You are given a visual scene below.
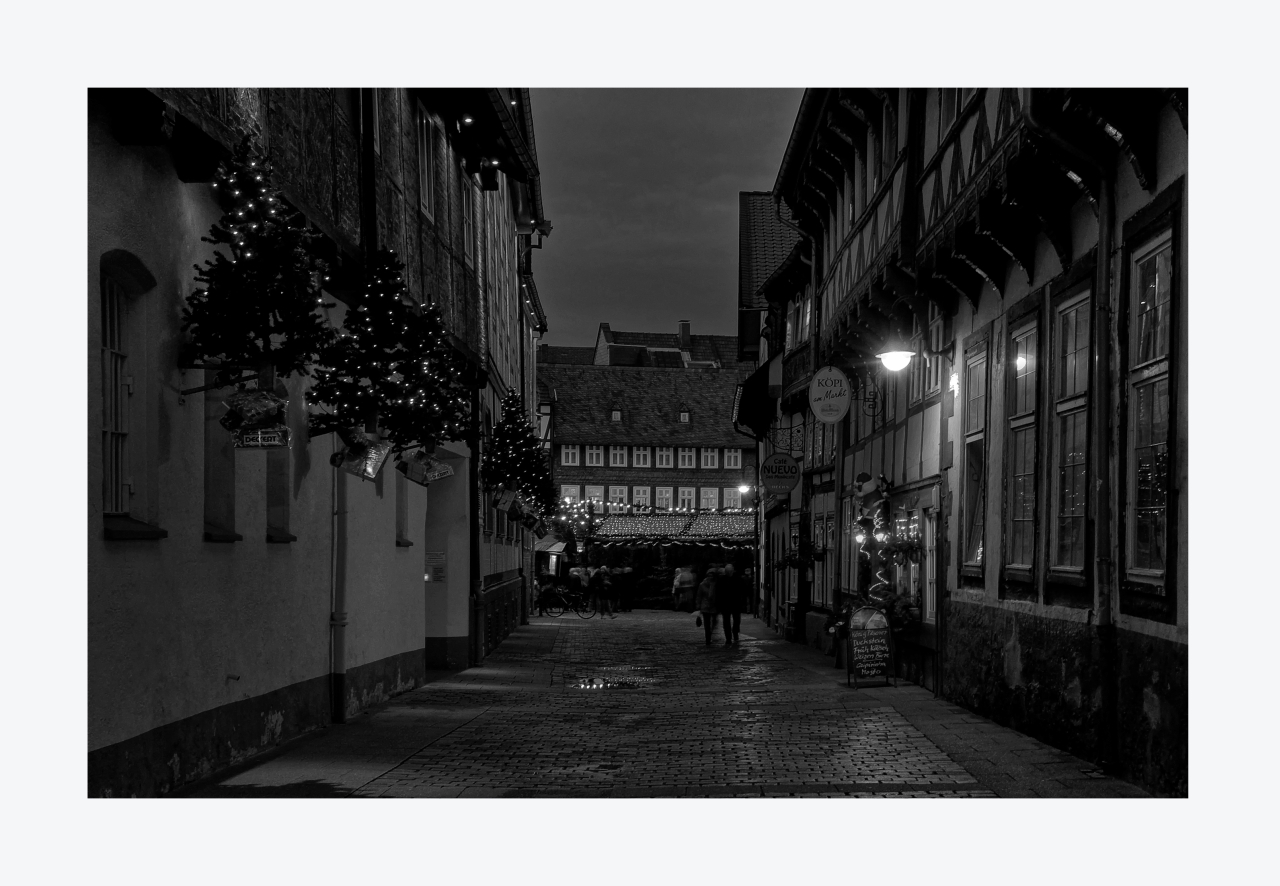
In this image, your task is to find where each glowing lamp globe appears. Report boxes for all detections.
[877,335,914,372]
[738,485,750,494]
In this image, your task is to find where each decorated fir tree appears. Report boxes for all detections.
[183,135,331,385]
[309,249,472,449]
[481,390,553,515]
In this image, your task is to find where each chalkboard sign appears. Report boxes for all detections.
[846,607,894,687]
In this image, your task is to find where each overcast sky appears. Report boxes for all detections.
[529,88,804,348]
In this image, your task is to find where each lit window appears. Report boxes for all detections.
[633,486,650,507]
[608,486,627,512]
[585,485,604,503]
[701,488,718,510]
[561,485,579,503]
[655,487,673,509]
[1007,323,1038,569]
[962,351,988,566]
[1052,293,1091,569]
[678,487,696,509]
[723,487,741,509]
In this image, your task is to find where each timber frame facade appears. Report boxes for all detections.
[89,88,549,796]
[740,88,1187,796]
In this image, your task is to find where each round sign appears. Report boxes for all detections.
[759,453,801,495]
[808,365,851,424]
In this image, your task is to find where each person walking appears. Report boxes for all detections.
[590,566,615,618]
[674,566,696,612]
[536,571,555,617]
[696,567,719,646]
[720,563,744,645]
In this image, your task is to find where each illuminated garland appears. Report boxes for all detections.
[183,135,332,385]
[482,391,556,518]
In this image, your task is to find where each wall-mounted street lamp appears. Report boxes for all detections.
[875,334,915,372]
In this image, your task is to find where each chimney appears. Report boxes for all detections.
[678,320,691,349]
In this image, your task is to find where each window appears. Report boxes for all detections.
[909,314,925,404]
[370,88,381,154]
[609,445,627,467]
[924,511,938,621]
[633,486,650,508]
[610,409,621,422]
[678,487,696,509]
[656,446,673,468]
[701,448,719,469]
[1051,293,1091,569]
[101,275,129,515]
[633,446,650,468]
[926,303,944,395]
[1007,323,1038,568]
[679,410,690,423]
[1126,232,1173,585]
[678,447,696,469]
[724,448,741,469]
[723,487,741,509]
[416,103,437,219]
[962,351,988,566]
[940,88,959,134]
[882,100,897,178]
[561,485,580,503]
[462,180,476,266]
[560,444,579,466]
[586,445,604,466]
[655,487,673,509]
[608,486,627,513]
[701,488,718,510]
[585,485,604,503]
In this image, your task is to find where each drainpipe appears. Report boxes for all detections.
[1025,91,1118,772]
[330,439,349,723]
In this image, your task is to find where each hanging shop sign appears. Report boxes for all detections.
[846,606,894,688]
[233,426,291,449]
[760,453,801,495]
[331,438,393,480]
[224,390,292,449]
[808,365,851,424]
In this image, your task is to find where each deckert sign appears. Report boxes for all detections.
[760,453,801,495]
[808,365,851,424]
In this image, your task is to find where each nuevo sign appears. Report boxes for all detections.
[760,453,800,495]
[808,365,851,424]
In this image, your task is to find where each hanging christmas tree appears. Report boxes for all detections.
[308,249,472,450]
[481,390,554,517]
[183,135,332,385]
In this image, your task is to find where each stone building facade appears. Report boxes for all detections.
[88,87,549,796]
[739,88,1187,795]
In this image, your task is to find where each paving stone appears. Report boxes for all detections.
[187,611,1149,799]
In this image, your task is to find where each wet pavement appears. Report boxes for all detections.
[187,611,1149,798]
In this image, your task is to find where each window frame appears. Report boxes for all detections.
[655,487,673,510]
[462,178,476,267]
[560,444,579,466]
[1049,289,1092,575]
[608,486,628,513]
[1005,318,1040,573]
[724,447,741,469]
[561,485,580,504]
[678,447,696,469]
[655,446,673,468]
[416,102,437,220]
[585,445,604,467]
[701,448,719,469]
[960,345,989,571]
[700,488,719,510]
[633,486,651,508]
[723,487,742,509]
[584,485,604,503]
[677,487,696,509]
[609,445,627,467]
[1124,229,1175,590]
[101,274,130,516]
[633,446,651,468]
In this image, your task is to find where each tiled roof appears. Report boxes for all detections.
[739,191,800,311]
[538,344,596,365]
[539,363,752,448]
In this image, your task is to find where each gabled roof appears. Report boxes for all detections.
[539,364,752,447]
[739,191,801,311]
[538,344,596,365]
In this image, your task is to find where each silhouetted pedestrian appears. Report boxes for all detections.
[720,563,744,645]
[696,568,719,646]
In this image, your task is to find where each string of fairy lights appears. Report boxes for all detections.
[482,391,556,519]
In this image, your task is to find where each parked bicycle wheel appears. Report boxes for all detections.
[575,597,597,619]
[541,592,565,618]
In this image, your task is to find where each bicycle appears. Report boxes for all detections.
[535,585,596,619]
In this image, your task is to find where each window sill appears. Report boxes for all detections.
[267,530,298,544]
[960,563,983,579]
[1004,565,1033,584]
[1047,567,1086,588]
[104,514,168,541]
[203,524,243,543]
[396,537,414,548]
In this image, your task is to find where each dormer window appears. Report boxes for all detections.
[679,410,690,423]
[611,409,621,422]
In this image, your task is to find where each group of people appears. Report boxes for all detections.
[538,565,628,618]
[674,564,749,646]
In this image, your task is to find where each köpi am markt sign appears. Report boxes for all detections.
[809,365,851,424]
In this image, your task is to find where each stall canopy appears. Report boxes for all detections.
[535,536,566,554]
[591,512,756,546]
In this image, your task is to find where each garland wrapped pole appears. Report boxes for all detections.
[182,135,332,386]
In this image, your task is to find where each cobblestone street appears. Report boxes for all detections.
[189,611,1148,798]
